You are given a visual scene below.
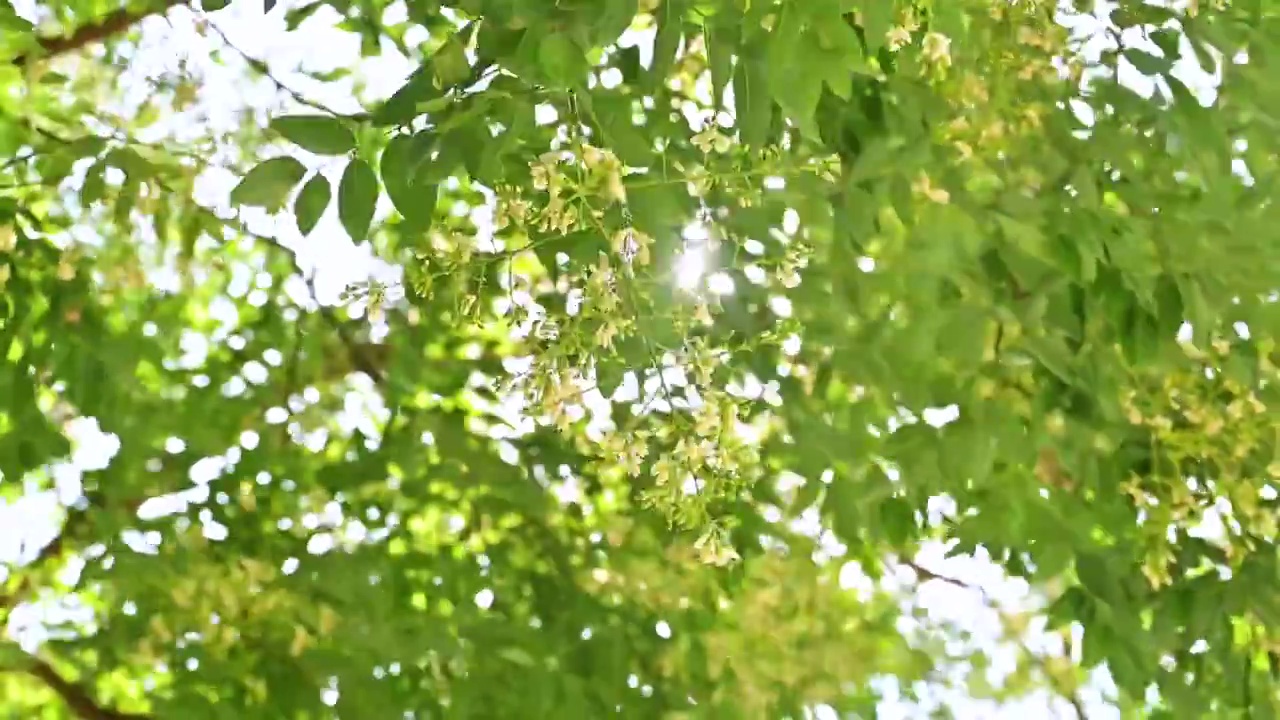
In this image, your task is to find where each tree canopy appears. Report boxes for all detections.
[2,0,1280,717]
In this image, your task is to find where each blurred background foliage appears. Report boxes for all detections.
[2,0,1280,718]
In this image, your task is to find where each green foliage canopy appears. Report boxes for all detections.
[3,0,1280,717]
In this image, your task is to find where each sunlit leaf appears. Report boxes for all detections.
[269,114,357,155]
[230,156,307,210]
[337,157,378,241]
[294,173,331,236]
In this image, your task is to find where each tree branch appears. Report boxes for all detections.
[27,117,384,382]
[25,657,152,720]
[202,17,345,116]
[901,559,994,603]
[14,0,190,68]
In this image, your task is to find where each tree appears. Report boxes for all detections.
[1,0,1279,716]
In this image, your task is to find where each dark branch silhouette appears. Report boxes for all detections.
[25,658,153,720]
[13,0,189,67]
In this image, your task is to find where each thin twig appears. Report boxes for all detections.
[0,509,145,720]
[0,148,38,175]
[13,0,189,68]
[202,18,347,117]
[1060,634,1090,719]
[27,121,381,385]
[1065,691,1088,720]
[902,559,992,601]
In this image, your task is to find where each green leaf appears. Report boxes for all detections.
[733,50,772,147]
[475,20,528,68]
[433,36,472,89]
[1123,48,1172,76]
[538,34,586,87]
[284,1,324,29]
[1046,586,1091,629]
[858,0,897,55]
[766,10,822,138]
[706,22,735,110]
[380,133,437,233]
[293,174,331,236]
[1075,553,1119,602]
[1021,333,1076,383]
[593,0,638,47]
[81,161,107,206]
[338,158,378,241]
[591,94,652,165]
[372,66,444,127]
[17,2,1280,714]
[878,497,917,547]
[823,475,862,544]
[497,647,537,667]
[380,134,418,196]
[595,355,630,397]
[269,115,356,155]
[104,146,153,180]
[231,156,308,211]
[649,0,683,88]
